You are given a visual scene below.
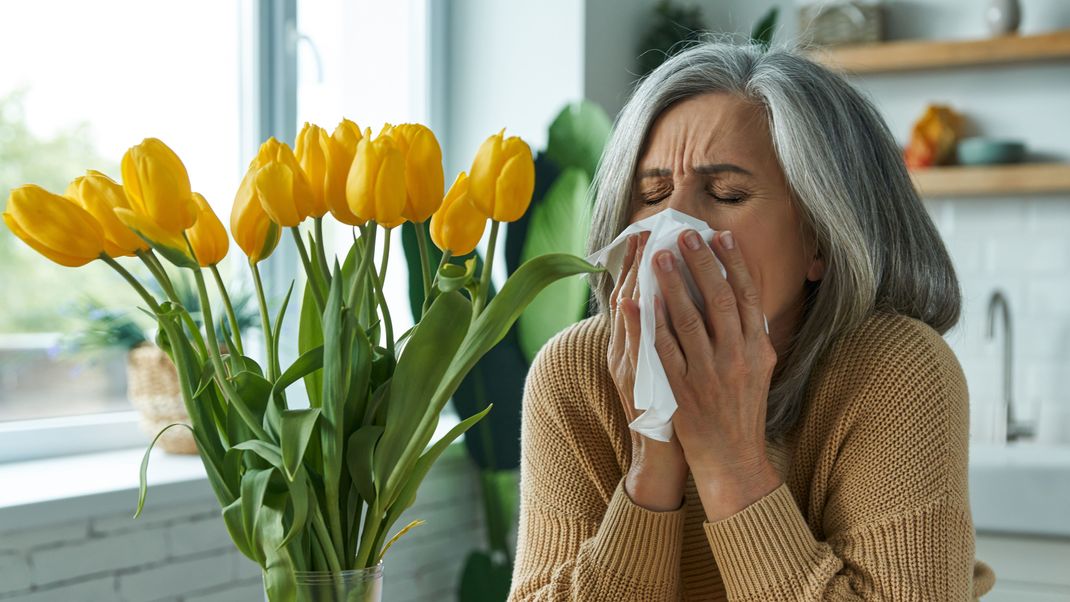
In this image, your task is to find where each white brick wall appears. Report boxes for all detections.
[0,443,487,602]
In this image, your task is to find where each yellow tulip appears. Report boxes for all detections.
[65,170,148,257]
[186,193,229,266]
[430,172,487,256]
[468,128,535,222]
[113,207,195,267]
[294,122,331,218]
[254,137,314,227]
[3,185,106,267]
[120,137,197,236]
[231,156,281,264]
[346,131,406,229]
[325,118,367,225]
[382,123,444,223]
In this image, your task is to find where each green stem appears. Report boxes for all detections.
[422,250,452,317]
[472,220,500,318]
[136,250,207,359]
[102,255,161,313]
[209,264,244,356]
[346,222,377,311]
[184,238,271,441]
[377,226,391,285]
[354,501,383,568]
[250,260,277,382]
[314,217,331,287]
[413,222,432,318]
[311,505,343,574]
[368,257,394,358]
[291,226,325,312]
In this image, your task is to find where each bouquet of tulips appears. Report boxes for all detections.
[2,119,603,601]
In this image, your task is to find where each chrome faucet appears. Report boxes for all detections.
[985,290,1033,442]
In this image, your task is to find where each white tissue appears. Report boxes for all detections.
[585,208,767,443]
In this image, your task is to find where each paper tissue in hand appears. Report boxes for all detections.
[585,208,755,443]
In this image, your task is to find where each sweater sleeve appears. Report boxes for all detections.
[507,324,686,601]
[700,318,988,601]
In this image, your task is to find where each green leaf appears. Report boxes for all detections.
[271,280,295,383]
[258,495,297,602]
[222,498,257,562]
[374,290,471,505]
[298,280,325,409]
[382,253,603,507]
[460,549,513,602]
[279,408,320,481]
[516,167,593,363]
[134,422,194,518]
[545,100,612,178]
[347,424,385,503]
[381,403,492,543]
[232,439,285,471]
[436,257,477,293]
[240,468,273,566]
[271,346,324,405]
[751,6,778,47]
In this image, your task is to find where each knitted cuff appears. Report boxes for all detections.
[588,475,686,584]
[703,481,832,599]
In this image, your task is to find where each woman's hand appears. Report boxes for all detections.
[650,228,782,520]
[607,231,688,512]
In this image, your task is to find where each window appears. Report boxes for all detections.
[0,1,249,459]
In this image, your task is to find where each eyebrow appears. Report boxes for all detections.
[636,163,753,178]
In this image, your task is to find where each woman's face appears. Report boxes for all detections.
[629,92,824,348]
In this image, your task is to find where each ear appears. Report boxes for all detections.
[806,249,825,282]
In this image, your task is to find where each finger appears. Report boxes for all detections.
[677,228,743,347]
[652,293,685,378]
[708,230,765,340]
[621,297,640,375]
[622,232,645,302]
[609,233,637,312]
[652,247,711,365]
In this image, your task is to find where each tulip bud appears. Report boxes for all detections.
[120,138,197,236]
[468,128,535,222]
[294,122,331,218]
[254,137,314,227]
[430,172,487,256]
[65,170,148,257]
[231,156,282,264]
[186,193,228,266]
[325,119,367,225]
[3,184,106,267]
[346,131,406,229]
[383,123,444,223]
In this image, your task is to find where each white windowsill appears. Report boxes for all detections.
[0,411,465,532]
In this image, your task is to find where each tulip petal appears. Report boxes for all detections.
[494,146,535,222]
[255,162,302,227]
[5,185,105,260]
[374,141,407,229]
[467,131,506,217]
[186,192,229,266]
[346,137,379,222]
[114,207,196,268]
[3,212,96,267]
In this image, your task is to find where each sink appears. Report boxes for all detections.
[969,442,1070,536]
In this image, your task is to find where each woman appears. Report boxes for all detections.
[507,40,997,601]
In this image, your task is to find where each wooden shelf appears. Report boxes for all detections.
[910,163,1070,197]
[809,29,1070,74]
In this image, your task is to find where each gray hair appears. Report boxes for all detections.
[585,38,961,441]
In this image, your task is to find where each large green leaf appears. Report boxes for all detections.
[373,289,471,506]
[280,408,320,481]
[134,422,193,518]
[545,99,612,178]
[347,424,385,503]
[382,253,603,507]
[258,495,297,602]
[241,468,273,566]
[516,167,593,363]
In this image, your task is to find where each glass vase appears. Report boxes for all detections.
[286,560,384,602]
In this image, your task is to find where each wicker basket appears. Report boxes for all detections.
[800,1,883,47]
[126,343,198,455]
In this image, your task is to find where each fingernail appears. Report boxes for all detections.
[721,230,735,250]
[657,251,674,272]
[684,229,701,250]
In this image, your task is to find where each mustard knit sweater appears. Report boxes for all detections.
[507,310,997,601]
